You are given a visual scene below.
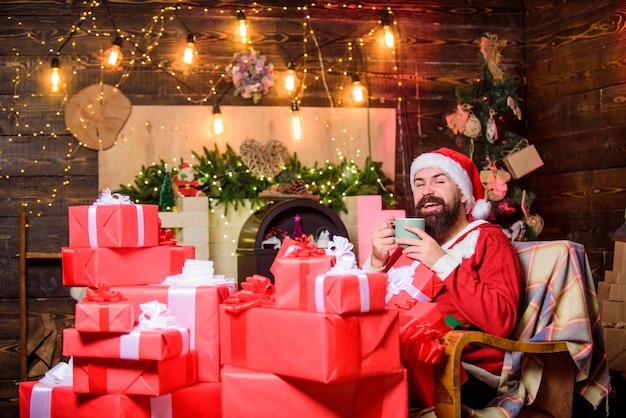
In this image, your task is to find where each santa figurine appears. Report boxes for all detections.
[174,162,207,197]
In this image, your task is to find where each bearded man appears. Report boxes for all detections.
[363,147,523,410]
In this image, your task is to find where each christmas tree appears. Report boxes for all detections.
[159,171,176,211]
[444,33,543,241]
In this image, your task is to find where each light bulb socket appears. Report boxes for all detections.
[51,57,60,69]
[112,36,123,47]
[351,73,361,83]
[291,101,300,112]
[287,61,295,70]
[381,10,393,26]
[187,33,196,43]
[237,11,246,21]
[212,103,221,115]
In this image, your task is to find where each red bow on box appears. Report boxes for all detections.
[286,235,326,257]
[84,284,128,303]
[222,274,276,313]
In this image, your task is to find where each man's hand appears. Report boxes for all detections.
[370,217,398,269]
[396,226,446,268]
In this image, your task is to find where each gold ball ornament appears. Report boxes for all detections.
[463,114,482,139]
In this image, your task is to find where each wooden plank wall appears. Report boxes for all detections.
[2,0,618,414]
[524,0,626,281]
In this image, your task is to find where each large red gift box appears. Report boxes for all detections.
[385,254,445,307]
[221,365,408,418]
[110,284,231,382]
[395,302,450,408]
[74,291,134,333]
[63,327,189,361]
[72,350,197,395]
[309,271,387,314]
[220,305,402,383]
[62,245,195,287]
[68,203,160,248]
[19,381,221,418]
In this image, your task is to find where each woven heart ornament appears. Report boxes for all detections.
[239,139,289,178]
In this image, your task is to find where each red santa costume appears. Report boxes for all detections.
[364,148,523,384]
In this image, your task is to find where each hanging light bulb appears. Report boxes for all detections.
[212,103,224,136]
[182,34,196,65]
[237,11,248,44]
[50,58,60,93]
[350,73,367,105]
[103,36,124,68]
[381,11,395,49]
[290,100,302,142]
[284,62,297,94]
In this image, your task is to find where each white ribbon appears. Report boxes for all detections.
[30,360,73,418]
[93,188,133,206]
[119,327,189,361]
[314,270,371,313]
[136,300,181,330]
[385,263,432,304]
[167,287,198,349]
[325,236,358,270]
[163,260,237,294]
[87,188,144,248]
[150,393,173,418]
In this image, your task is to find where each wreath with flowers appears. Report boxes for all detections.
[225,50,275,104]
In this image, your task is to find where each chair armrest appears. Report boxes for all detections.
[433,330,570,418]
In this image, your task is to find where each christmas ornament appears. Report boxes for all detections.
[486,109,498,143]
[174,162,207,197]
[292,214,303,239]
[240,139,289,178]
[225,50,275,104]
[463,113,482,139]
[480,32,507,83]
[480,168,511,202]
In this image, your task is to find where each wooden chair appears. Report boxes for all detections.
[432,240,610,418]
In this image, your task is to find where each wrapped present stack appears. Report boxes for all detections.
[20,189,450,417]
[599,237,626,371]
[20,189,233,417]
[219,235,409,417]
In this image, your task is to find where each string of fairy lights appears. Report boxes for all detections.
[0,1,408,218]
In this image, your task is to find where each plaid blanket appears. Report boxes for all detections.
[465,240,610,417]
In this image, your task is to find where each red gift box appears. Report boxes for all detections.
[19,381,221,418]
[270,237,336,310]
[220,305,402,383]
[309,271,387,314]
[72,350,197,395]
[110,284,231,382]
[63,327,189,361]
[385,254,445,307]
[221,365,407,418]
[62,245,195,287]
[395,302,450,408]
[68,203,160,248]
[74,300,134,334]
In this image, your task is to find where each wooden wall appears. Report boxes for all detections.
[2,0,623,415]
[524,0,626,281]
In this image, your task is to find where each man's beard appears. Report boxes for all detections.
[415,192,463,238]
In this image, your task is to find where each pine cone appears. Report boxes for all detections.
[286,179,307,194]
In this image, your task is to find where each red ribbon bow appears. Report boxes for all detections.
[84,284,127,303]
[289,235,326,257]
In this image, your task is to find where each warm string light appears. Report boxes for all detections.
[381,10,395,49]
[3,2,399,216]
[211,103,225,136]
[237,11,248,44]
[50,58,61,92]
[103,36,124,68]
[182,33,196,64]
[290,100,303,142]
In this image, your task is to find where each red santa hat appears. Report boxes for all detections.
[409,147,491,220]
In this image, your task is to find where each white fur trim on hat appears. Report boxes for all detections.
[410,152,473,212]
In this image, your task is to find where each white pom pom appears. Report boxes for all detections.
[471,199,492,220]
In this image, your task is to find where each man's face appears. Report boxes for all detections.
[413,168,465,237]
